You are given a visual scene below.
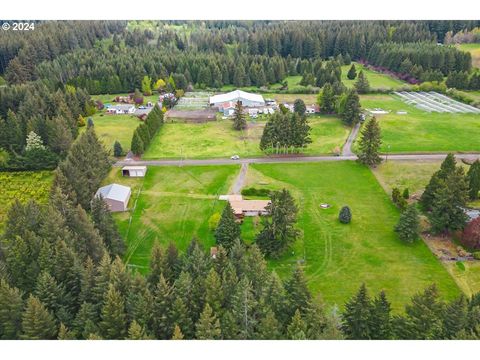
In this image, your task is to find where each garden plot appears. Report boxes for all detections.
[174,91,212,110]
[394,91,480,114]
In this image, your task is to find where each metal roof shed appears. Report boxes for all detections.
[95,183,132,212]
[122,166,147,178]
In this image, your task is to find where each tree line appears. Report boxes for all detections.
[130,104,164,156]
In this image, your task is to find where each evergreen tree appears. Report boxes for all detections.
[338,206,352,224]
[285,266,311,317]
[287,310,308,340]
[152,275,173,339]
[232,101,247,131]
[354,70,370,93]
[0,280,24,339]
[195,303,222,340]
[395,204,420,243]
[113,140,123,157]
[357,117,382,167]
[293,99,306,116]
[442,296,467,339]
[370,291,391,339]
[318,83,336,114]
[171,324,184,340]
[341,284,373,339]
[214,202,241,250]
[21,295,57,340]
[127,320,150,340]
[131,130,144,156]
[99,284,127,340]
[256,189,299,257]
[429,167,469,234]
[347,64,357,80]
[467,160,480,200]
[402,285,444,340]
[91,196,125,257]
[420,154,457,211]
[341,90,361,126]
[391,187,407,210]
[257,310,281,340]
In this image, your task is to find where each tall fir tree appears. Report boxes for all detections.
[99,284,127,340]
[394,203,420,243]
[21,295,58,340]
[347,63,357,80]
[341,90,361,126]
[467,160,480,200]
[232,100,247,131]
[195,303,222,340]
[357,117,382,167]
[341,283,373,339]
[354,70,370,93]
[214,202,241,250]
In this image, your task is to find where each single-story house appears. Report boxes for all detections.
[106,104,136,115]
[122,166,147,177]
[210,90,265,109]
[95,183,131,212]
[229,199,271,218]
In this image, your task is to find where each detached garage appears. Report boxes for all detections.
[95,183,131,212]
[122,166,147,177]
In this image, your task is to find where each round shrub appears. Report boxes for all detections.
[339,206,352,224]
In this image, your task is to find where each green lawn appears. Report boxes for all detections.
[457,43,480,68]
[0,171,53,231]
[109,165,239,270]
[270,93,318,104]
[110,162,460,309]
[143,116,350,159]
[87,113,141,154]
[246,162,460,309]
[341,62,407,90]
[358,94,480,153]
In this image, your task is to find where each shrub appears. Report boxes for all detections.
[461,218,480,250]
[456,261,466,271]
[113,141,123,157]
[403,188,410,199]
[78,115,86,127]
[473,251,480,260]
[208,212,221,232]
[339,206,352,224]
[392,187,407,211]
[241,187,271,197]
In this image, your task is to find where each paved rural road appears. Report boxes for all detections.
[116,153,480,167]
[342,122,361,157]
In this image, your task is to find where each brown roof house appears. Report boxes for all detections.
[95,183,131,212]
[219,195,271,219]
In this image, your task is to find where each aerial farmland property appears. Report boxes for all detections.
[1,18,480,344]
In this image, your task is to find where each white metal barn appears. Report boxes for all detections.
[209,90,265,108]
[95,183,131,212]
[122,165,147,177]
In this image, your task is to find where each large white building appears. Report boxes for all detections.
[209,90,265,109]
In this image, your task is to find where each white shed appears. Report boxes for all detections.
[95,183,131,212]
[122,165,147,178]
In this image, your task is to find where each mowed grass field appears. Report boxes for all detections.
[88,113,141,154]
[110,162,460,309]
[0,171,53,231]
[143,116,350,159]
[359,94,480,153]
[341,62,407,90]
[457,43,480,68]
[109,165,239,270]
[246,162,460,309]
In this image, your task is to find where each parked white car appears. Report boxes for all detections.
[231,155,240,160]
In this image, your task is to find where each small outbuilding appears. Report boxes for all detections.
[122,165,147,178]
[95,183,131,212]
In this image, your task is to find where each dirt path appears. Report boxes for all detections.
[231,163,248,194]
[342,122,361,156]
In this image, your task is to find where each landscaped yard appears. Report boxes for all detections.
[0,171,53,230]
[341,62,407,90]
[358,94,480,153]
[111,161,460,309]
[143,116,350,159]
[109,165,239,270]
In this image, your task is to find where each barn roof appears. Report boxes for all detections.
[122,166,147,171]
[209,90,265,105]
[229,200,271,215]
[96,183,131,202]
